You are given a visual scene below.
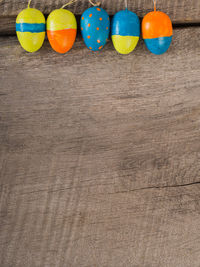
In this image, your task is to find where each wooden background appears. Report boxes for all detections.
[0,0,200,266]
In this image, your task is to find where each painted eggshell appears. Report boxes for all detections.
[81,7,110,51]
[142,11,173,55]
[111,9,140,54]
[47,9,77,54]
[16,8,45,53]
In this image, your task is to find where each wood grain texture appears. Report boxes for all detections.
[0,0,200,23]
[0,27,200,266]
[0,16,16,35]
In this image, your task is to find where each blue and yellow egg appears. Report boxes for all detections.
[81,7,110,51]
[111,9,140,55]
[16,8,45,53]
[142,11,173,55]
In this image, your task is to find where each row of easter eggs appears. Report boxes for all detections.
[16,6,173,55]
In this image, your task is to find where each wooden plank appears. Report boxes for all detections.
[0,17,199,37]
[1,183,200,266]
[0,27,200,266]
[0,17,16,35]
[0,0,200,23]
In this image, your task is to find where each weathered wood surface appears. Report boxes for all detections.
[0,16,16,35]
[0,0,200,23]
[0,27,200,266]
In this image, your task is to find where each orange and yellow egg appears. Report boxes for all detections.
[47,9,77,54]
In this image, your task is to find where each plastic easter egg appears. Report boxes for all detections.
[142,11,173,55]
[81,7,110,51]
[111,9,140,55]
[16,8,45,53]
[47,9,77,54]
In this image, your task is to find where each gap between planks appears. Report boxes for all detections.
[0,15,200,36]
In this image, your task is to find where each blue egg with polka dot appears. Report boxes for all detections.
[81,7,110,51]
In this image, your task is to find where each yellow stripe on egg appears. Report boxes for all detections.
[112,35,139,55]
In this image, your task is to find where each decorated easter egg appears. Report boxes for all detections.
[111,9,140,54]
[47,9,77,54]
[81,7,110,51]
[142,11,173,55]
[16,8,45,53]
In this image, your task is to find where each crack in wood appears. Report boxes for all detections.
[110,181,200,195]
